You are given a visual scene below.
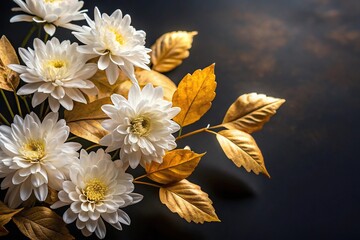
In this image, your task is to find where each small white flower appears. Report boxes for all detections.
[100,84,180,169]
[73,7,151,85]
[0,112,81,208]
[51,149,142,239]
[8,37,98,112]
[10,0,87,36]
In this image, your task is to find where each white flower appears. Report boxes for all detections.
[0,112,81,208]
[10,0,87,36]
[51,149,142,239]
[100,83,180,169]
[8,37,98,112]
[73,7,151,85]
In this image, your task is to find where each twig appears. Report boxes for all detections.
[133,180,161,188]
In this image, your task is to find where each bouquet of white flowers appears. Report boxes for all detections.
[0,1,285,239]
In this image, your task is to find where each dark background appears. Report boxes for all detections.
[1,0,360,239]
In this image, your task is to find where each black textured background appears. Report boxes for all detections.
[1,0,360,239]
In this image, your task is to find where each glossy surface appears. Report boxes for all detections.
[1,0,359,239]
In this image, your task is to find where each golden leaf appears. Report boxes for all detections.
[86,69,128,103]
[13,207,74,240]
[87,69,176,102]
[45,188,58,205]
[0,35,20,91]
[172,64,217,127]
[117,69,177,101]
[64,98,111,143]
[146,149,205,184]
[159,179,220,223]
[151,31,198,72]
[0,201,23,230]
[67,120,107,144]
[222,93,285,133]
[216,129,270,177]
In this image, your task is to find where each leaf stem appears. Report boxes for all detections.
[0,113,10,125]
[1,89,14,119]
[133,180,161,188]
[13,91,22,117]
[21,24,37,48]
[205,129,218,136]
[175,124,223,141]
[134,174,148,181]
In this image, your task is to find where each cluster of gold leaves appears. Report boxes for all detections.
[63,31,285,224]
[0,30,285,237]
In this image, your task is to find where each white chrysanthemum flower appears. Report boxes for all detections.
[100,83,180,169]
[73,7,151,85]
[8,37,98,112]
[10,0,86,36]
[0,112,81,208]
[51,149,142,239]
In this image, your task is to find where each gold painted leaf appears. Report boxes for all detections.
[13,207,74,240]
[151,31,198,72]
[117,69,177,101]
[0,35,20,91]
[222,93,285,133]
[146,149,205,184]
[87,69,177,102]
[64,98,111,143]
[86,69,128,103]
[172,64,216,127]
[159,179,220,223]
[216,129,270,177]
[0,201,23,228]
[45,188,58,205]
[67,120,107,144]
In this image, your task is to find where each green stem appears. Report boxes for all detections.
[37,25,42,38]
[44,105,50,116]
[67,136,79,142]
[20,96,31,113]
[133,180,161,188]
[39,101,45,119]
[21,25,37,48]
[111,148,120,160]
[177,126,183,137]
[13,91,22,117]
[44,33,49,42]
[85,144,100,151]
[0,113,10,125]
[1,89,14,119]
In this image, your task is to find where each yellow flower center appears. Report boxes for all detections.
[44,0,62,3]
[130,116,151,136]
[21,139,46,162]
[109,28,125,45]
[84,178,108,202]
[47,60,66,69]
